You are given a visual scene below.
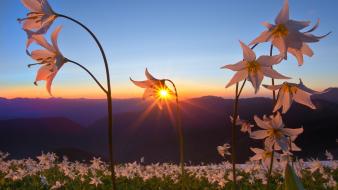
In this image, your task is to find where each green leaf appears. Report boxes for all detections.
[284,163,305,190]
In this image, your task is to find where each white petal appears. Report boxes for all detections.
[221,61,246,71]
[282,90,293,113]
[250,130,269,139]
[291,142,301,151]
[300,44,314,57]
[275,0,289,24]
[304,19,320,33]
[272,112,283,128]
[287,47,303,66]
[225,70,248,88]
[51,26,62,54]
[297,79,318,94]
[248,70,263,93]
[273,90,285,113]
[261,67,290,79]
[130,78,150,88]
[142,88,154,99]
[239,41,256,62]
[282,127,303,137]
[263,84,283,91]
[262,22,274,29]
[286,19,311,31]
[31,34,53,52]
[272,37,287,57]
[293,89,316,109]
[249,30,272,45]
[30,49,55,61]
[254,115,271,130]
[46,72,57,96]
[145,68,158,81]
[21,0,43,12]
[257,55,283,67]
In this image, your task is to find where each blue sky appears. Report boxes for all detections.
[1,0,337,99]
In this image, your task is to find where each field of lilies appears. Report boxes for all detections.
[9,0,336,189]
[0,152,337,190]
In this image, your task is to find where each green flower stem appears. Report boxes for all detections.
[270,44,277,102]
[266,149,275,190]
[229,43,258,190]
[56,13,116,190]
[165,79,185,189]
[66,59,107,94]
[231,82,239,190]
[266,44,277,190]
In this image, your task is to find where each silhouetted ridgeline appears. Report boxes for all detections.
[0,88,337,163]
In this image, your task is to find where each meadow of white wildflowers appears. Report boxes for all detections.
[0,151,336,190]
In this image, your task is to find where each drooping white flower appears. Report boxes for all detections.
[130,68,173,109]
[18,0,57,34]
[251,112,303,151]
[263,79,316,113]
[26,26,67,95]
[217,143,231,157]
[325,150,333,161]
[230,115,254,134]
[250,147,280,167]
[222,41,289,93]
[51,181,64,189]
[89,176,102,187]
[250,0,330,65]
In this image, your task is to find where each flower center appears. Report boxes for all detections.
[263,151,272,160]
[267,128,283,138]
[272,24,289,37]
[246,61,260,73]
[284,84,298,94]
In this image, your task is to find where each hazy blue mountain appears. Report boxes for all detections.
[0,93,337,163]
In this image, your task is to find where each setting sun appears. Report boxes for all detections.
[158,89,169,99]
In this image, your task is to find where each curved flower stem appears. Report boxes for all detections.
[266,44,276,190]
[67,59,108,94]
[229,43,259,190]
[165,79,185,189]
[57,14,116,189]
[237,79,247,99]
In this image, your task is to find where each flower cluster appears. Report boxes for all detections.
[220,0,330,188]
[0,152,336,189]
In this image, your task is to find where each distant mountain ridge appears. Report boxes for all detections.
[0,91,337,163]
[1,87,337,126]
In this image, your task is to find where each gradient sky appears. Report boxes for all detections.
[1,0,337,99]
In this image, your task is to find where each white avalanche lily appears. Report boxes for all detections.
[263,79,317,113]
[249,0,330,65]
[217,143,231,157]
[230,115,254,134]
[251,112,303,151]
[130,69,173,109]
[222,41,290,93]
[18,0,57,34]
[27,26,67,95]
[250,147,280,167]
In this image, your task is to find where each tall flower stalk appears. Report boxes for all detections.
[56,14,117,189]
[164,79,185,179]
[19,1,117,188]
[266,44,276,190]
[130,70,185,188]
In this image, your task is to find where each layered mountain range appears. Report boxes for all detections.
[0,88,337,163]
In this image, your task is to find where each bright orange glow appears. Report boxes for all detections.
[158,89,169,99]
